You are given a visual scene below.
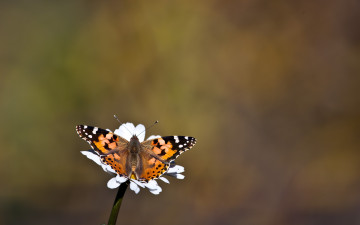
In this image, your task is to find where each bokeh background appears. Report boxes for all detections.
[1,0,360,224]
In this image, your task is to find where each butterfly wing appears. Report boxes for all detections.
[137,136,196,182]
[135,152,169,182]
[76,125,130,178]
[145,136,196,162]
[101,151,130,178]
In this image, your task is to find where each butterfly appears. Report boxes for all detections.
[76,124,196,183]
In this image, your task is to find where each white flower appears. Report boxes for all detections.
[81,122,186,195]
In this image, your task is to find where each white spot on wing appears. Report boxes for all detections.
[84,125,88,128]
[92,127,98,134]
[185,136,188,140]
[174,136,179,143]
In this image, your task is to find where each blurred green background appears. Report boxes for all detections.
[1,0,360,224]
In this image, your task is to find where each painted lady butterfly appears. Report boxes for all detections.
[76,125,196,183]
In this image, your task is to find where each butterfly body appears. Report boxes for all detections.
[76,125,196,183]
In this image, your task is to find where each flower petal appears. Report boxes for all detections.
[167,165,185,173]
[145,180,162,195]
[165,173,185,179]
[114,122,135,141]
[159,176,170,183]
[81,150,116,174]
[134,124,146,142]
[107,177,120,189]
[116,175,128,183]
[81,150,102,166]
[145,180,158,189]
[147,135,161,140]
[131,179,145,188]
[174,174,185,179]
[130,182,140,194]
[149,188,162,195]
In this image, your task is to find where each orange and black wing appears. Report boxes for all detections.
[76,125,130,178]
[137,136,196,182]
[136,151,169,182]
[144,136,196,163]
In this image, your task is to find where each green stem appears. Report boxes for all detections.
[107,181,129,225]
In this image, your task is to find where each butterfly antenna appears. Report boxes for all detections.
[138,120,159,136]
[113,114,133,135]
